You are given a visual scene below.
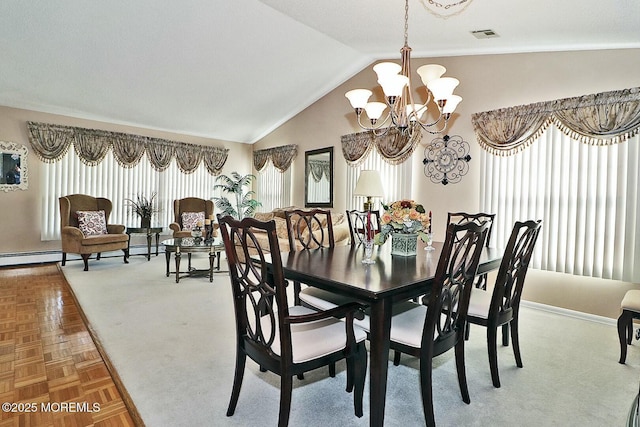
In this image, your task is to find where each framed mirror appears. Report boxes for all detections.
[0,141,28,192]
[305,147,333,208]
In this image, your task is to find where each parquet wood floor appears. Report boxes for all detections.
[0,264,142,427]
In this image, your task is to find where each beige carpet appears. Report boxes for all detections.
[61,254,640,426]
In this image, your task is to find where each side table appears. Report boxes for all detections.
[126,226,163,261]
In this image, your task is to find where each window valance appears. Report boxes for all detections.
[341,127,422,166]
[26,121,229,175]
[472,87,640,156]
[253,144,297,172]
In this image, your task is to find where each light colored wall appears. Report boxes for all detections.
[254,48,640,319]
[0,106,252,255]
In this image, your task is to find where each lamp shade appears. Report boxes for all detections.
[354,170,385,198]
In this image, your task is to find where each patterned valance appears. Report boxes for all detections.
[253,144,297,172]
[26,121,229,174]
[341,127,423,166]
[308,159,330,182]
[472,87,640,156]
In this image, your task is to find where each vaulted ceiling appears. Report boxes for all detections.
[1,0,638,143]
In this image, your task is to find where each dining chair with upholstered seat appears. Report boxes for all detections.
[466,219,542,388]
[447,212,496,290]
[346,209,381,246]
[218,214,368,427]
[59,194,130,271]
[357,220,490,426]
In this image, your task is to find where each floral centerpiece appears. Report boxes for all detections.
[374,200,431,246]
[125,192,161,227]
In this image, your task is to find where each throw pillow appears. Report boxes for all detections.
[182,211,205,231]
[76,210,108,236]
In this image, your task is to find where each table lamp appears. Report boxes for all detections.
[354,170,385,211]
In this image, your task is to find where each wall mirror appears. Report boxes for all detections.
[305,147,333,208]
[0,141,28,192]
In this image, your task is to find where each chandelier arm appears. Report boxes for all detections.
[416,117,449,134]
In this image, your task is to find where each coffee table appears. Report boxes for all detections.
[161,237,225,283]
[126,226,163,261]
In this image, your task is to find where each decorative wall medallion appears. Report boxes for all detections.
[423,135,471,185]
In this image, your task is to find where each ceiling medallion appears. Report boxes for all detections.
[423,134,471,185]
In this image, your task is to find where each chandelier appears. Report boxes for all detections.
[345,0,462,137]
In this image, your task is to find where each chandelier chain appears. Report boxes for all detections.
[404,0,409,47]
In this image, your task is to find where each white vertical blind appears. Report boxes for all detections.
[42,145,219,240]
[346,149,412,212]
[256,160,292,212]
[481,126,639,282]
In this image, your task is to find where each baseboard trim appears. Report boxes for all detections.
[0,246,155,267]
[521,300,616,326]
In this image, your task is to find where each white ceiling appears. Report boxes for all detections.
[1,0,639,144]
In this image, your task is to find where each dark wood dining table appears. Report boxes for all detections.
[274,240,502,427]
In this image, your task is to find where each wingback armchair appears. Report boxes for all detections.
[169,197,216,238]
[59,194,129,271]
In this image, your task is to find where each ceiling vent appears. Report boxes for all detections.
[471,29,499,39]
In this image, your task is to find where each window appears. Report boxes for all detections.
[42,145,219,240]
[256,161,292,212]
[346,149,412,211]
[480,128,639,282]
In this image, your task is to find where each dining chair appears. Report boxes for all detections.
[346,209,381,246]
[284,209,336,306]
[218,215,368,427]
[466,219,542,388]
[447,212,496,290]
[358,220,490,426]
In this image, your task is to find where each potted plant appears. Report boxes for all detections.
[213,172,262,220]
[126,192,161,228]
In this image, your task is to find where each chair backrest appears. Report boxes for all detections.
[490,220,542,317]
[424,220,490,357]
[346,209,381,246]
[284,209,335,251]
[447,212,496,247]
[218,214,293,365]
[173,197,214,228]
[59,194,112,229]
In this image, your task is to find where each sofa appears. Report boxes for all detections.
[247,206,350,255]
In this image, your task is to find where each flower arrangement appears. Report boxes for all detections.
[374,200,431,245]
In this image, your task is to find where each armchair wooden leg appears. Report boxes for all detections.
[97,253,101,260]
[619,310,633,364]
[81,254,91,271]
[123,249,129,263]
[61,252,67,266]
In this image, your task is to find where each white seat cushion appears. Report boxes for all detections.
[258,305,367,363]
[622,290,640,312]
[467,288,492,319]
[356,301,429,349]
[299,287,357,311]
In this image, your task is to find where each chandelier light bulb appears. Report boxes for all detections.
[378,74,409,98]
[442,95,462,114]
[345,89,373,110]
[416,64,446,86]
[365,102,388,121]
[427,77,460,102]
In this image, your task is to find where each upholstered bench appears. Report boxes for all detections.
[618,290,640,364]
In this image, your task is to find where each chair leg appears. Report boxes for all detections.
[81,254,91,271]
[420,356,436,427]
[278,375,293,427]
[393,350,401,366]
[619,310,633,364]
[464,321,470,341]
[353,343,367,418]
[226,352,246,416]
[329,362,336,378]
[123,248,130,263]
[511,317,523,368]
[97,252,101,260]
[61,252,67,266]
[502,323,510,346]
[627,314,633,345]
[455,339,470,403]
[487,326,501,388]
